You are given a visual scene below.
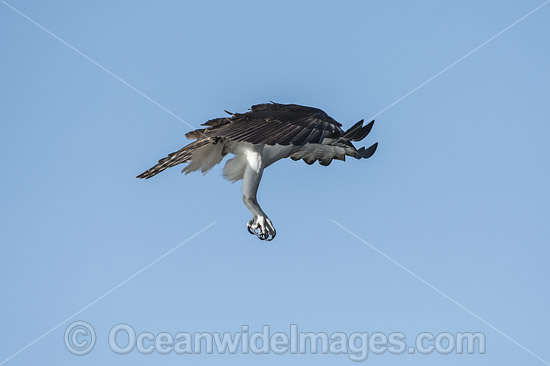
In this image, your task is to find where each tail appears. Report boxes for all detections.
[342,119,374,141]
[342,119,377,159]
[137,139,210,179]
[357,142,378,159]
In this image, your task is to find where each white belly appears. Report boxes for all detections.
[223,142,292,181]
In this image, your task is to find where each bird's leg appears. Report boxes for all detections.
[242,148,276,241]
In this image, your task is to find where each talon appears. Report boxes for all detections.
[245,216,276,241]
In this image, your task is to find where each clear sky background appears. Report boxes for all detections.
[1,0,549,365]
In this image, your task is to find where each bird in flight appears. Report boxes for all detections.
[137,103,378,241]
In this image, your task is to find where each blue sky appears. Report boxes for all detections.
[1,0,549,365]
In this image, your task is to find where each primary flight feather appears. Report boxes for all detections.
[137,102,378,241]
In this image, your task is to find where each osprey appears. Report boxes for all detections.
[137,103,377,241]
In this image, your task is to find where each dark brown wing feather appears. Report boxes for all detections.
[199,103,344,146]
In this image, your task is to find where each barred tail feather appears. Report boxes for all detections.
[136,139,210,179]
